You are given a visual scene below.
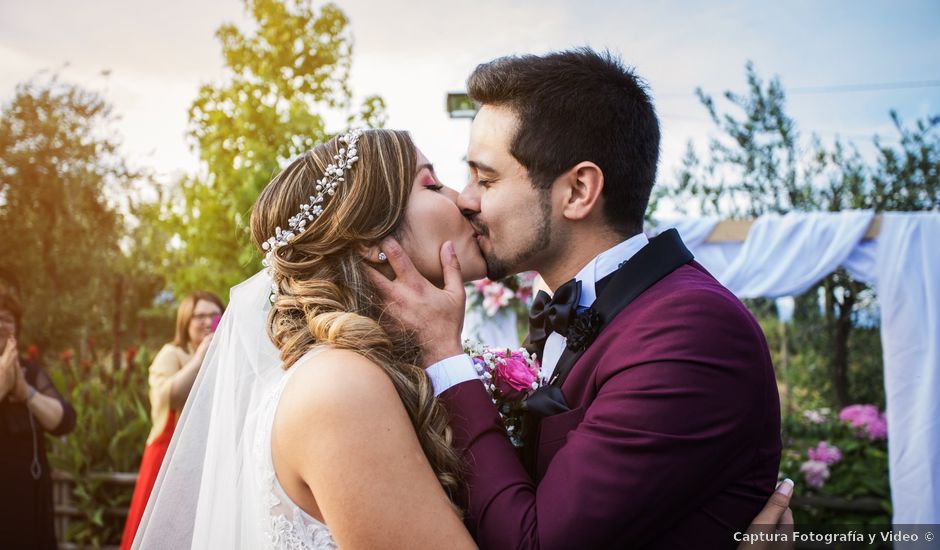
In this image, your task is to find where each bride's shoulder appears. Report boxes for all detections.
[279,347,401,422]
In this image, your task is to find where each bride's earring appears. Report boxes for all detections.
[377,252,388,262]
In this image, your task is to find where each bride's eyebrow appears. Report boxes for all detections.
[416,163,436,176]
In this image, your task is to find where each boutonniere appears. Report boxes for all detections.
[566,308,602,352]
[464,342,546,447]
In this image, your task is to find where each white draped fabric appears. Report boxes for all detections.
[462,308,520,350]
[655,211,940,524]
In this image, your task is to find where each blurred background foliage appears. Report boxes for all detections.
[1,0,938,546]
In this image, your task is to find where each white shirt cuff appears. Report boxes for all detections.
[426,354,481,396]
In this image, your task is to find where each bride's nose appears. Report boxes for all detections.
[441,185,459,203]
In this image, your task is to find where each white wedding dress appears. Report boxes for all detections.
[253,354,338,549]
[133,271,341,549]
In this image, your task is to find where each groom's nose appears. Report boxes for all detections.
[457,181,481,218]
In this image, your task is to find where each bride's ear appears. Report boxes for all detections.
[356,242,388,265]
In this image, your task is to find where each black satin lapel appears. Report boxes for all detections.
[523,385,571,416]
[549,229,693,388]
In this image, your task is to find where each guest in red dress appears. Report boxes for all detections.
[120,291,223,549]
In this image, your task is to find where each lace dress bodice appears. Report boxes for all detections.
[254,360,338,549]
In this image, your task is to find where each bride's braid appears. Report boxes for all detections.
[250,130,463,505]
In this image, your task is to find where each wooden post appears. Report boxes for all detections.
[704,215,882,243]
[779,316,792,420]
[111,276,123,372]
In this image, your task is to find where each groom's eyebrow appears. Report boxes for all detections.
[467,160,496,174]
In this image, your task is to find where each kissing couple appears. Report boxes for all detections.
[136,48,791,549]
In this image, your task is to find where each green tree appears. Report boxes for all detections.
[157,0,386,298]
[0,75,133,355]
[664,62,940,407]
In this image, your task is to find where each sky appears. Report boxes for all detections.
[1,0,938,203]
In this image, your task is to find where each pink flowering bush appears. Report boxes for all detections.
[800,460,831,489]
[513,272,538,304]
[799,441,842,489]
[467,272,539,318]
[807,440,842,465]
[780,403,890,524]
[481,282,514,316]
[839,404,888,441]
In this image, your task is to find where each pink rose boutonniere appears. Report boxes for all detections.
[465,343,545,447]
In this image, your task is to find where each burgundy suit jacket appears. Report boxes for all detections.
[440,261,781,549]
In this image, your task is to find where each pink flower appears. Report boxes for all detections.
[473,278,492,293]
[492,350,539,400]
[515,272,538,303]
[865,417,888,440]
[515,286,533,304]
[839,404,878,425]
[807,441,842,465]
[482,282,513,316]
[840,404,888,441]
[800,459,831,489]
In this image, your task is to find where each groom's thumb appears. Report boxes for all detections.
[440,241,464,296]
[750,479,794,527]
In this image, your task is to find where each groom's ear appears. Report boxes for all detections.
[559,161,604,222]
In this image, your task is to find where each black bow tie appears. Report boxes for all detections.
[526,279,582,357]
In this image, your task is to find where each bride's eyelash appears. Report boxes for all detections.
[422,174,443,191]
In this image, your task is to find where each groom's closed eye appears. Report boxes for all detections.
[467,160,498,188]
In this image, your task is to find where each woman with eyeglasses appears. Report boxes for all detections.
[0,284,76,549]
[120,291,224,550]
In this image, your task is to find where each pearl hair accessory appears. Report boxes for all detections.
[262,128,363,300]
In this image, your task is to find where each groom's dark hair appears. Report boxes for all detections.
[467,47,659,236]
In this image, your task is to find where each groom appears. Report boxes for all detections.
[372,48,782,549]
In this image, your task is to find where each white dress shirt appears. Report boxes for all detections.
[537,233,649,381]
[427,233,650,396]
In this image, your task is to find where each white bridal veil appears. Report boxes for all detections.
[133,270,282,548]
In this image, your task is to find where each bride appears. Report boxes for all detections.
[134,129,792,549]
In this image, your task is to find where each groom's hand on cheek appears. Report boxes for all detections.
[365,237,466,367]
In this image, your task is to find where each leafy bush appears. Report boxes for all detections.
[46,347,153,547]
[780,404,891,524]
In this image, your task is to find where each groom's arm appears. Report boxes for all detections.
[439,293,777,549]
[366,237,777,548]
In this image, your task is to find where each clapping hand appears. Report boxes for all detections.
[0,337,19,401]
